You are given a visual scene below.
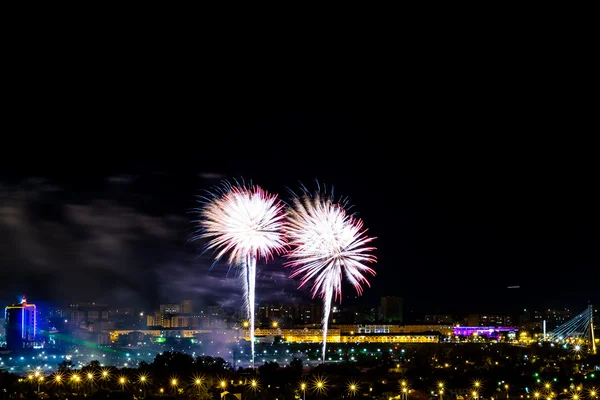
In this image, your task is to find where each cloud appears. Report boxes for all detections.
[198,172,226,180]
[0,178,304,310]
[106,174,136,185]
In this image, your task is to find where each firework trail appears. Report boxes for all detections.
[195,181,286,367]
[285,186,376,362]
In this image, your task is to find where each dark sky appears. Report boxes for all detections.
[1,46,598,317]
[1,109,598,317]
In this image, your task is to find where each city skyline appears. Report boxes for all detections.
[1,112,599,315]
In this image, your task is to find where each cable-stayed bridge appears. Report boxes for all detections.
[543,304,596,354]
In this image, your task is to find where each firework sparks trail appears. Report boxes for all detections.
[195,182,286,367]
[285,187,376,362]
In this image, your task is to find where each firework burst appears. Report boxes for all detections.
[285,186,376,362]
[195,181,286,366]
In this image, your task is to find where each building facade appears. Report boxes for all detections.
[5,296,37,350]
[380,297,403,323]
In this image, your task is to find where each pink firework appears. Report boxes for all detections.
[196,182,286,367]
[285,189,376,362]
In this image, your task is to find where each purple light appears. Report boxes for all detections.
[453,326,516,338]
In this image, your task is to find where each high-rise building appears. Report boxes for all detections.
[69,303,109,329]
[292,303,323,324]
[0,317,5,345]
[160,304,181,314]
[5,296,37,350]
[381,296,403,323]
[180,300,193,314]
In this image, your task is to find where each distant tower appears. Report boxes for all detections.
[380,296,403,323]
[590,303,596,355]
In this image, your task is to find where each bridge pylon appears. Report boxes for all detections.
[590,303,596,355]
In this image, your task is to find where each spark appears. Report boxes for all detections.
[195,181,286,366]
[285,186,376,362]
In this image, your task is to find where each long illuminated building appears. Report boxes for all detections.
[4,296,37,350]
[242,328,440,344]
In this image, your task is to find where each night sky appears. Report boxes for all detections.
[1,95,598,317]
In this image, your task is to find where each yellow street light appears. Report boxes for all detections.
[348,381,359,396]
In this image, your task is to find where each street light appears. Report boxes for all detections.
[37,376,44,396]
[300,382,307,400]
[348,381,359,397]
[118,376,126,391]
[138,374,148,398]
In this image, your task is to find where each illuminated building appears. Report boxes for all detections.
[0,317,5,345]
[159,303,181,314]
[453,326,517,339]
[106,326,441,344]
[340,333,438,343]
[242,327,440,344]
[4,296,37,350]
[334,324,454,336]
[180,300,193,314]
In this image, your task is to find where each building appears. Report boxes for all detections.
[159,304,181,314]
[453,326,517,339]
[544,308,571,329]
[241,327,440,344]
[425,314,454,324]
[5,296,37,350]
[180,300,193,314]
[292,303,323,324]
[466,314,513,326]
[69,303,109,331]
[334,324,454,336]
[0,317,5,345]
[381,297,403,323]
